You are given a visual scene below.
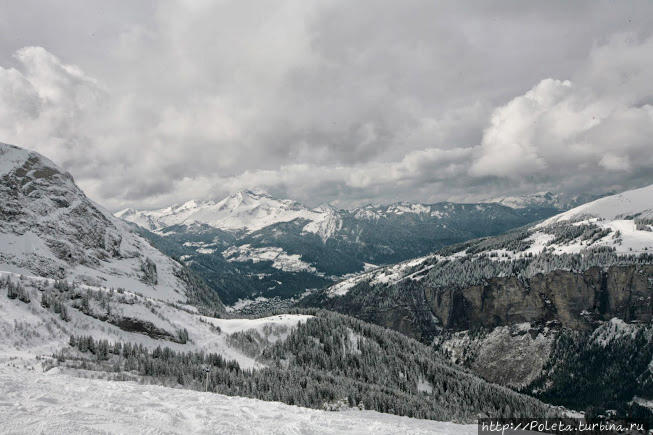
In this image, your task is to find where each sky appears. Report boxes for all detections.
[0,0,652,210]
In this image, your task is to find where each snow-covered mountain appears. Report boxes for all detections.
[0,143,222,308]
[540,183,653,224]
[316,184,653,300]
[116,190,337,235]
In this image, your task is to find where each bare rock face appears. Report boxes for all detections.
[425,265,653,331]
[425,264,652,390]
[436,323,557,389]
[425,265,651,395]
[140,257,158,285]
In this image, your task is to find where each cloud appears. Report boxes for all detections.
[470,34,653,194]
[0,3,652,209]
[0,47,106,169]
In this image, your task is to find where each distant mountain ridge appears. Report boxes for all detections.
[483,191,605,210]
[116,190,589,305]
[116,190,332,235]
[119,189,594,235]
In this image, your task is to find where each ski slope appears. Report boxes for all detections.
[0,365,475,435]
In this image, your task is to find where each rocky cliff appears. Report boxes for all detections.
[426,264,652,332]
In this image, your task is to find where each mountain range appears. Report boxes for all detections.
[2,142,650,426]
[116,189,598,305]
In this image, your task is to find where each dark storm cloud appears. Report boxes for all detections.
[0,0,652,209]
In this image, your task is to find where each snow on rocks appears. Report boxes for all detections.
[0,272,309,370]
[0,143,204,304]
[326,255,432,297]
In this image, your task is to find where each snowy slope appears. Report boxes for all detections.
[222,244,320,274]
[0,365,474,435]
[116,190,339,236]
[540,184,653,225]
[0,271,310,369]
[198,314,314,335]
[0,143,212,304]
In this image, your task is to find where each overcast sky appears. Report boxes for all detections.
[1,1,652,210]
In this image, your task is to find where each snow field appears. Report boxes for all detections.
[0,365,475,434]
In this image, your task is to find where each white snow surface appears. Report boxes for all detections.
[301,205,343,242]
[0,365,474,435]
[0,272,313,370]
[540,184,653,225]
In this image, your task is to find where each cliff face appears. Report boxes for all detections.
[425,265,652,331]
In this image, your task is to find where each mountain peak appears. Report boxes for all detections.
[0,142,70,182]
